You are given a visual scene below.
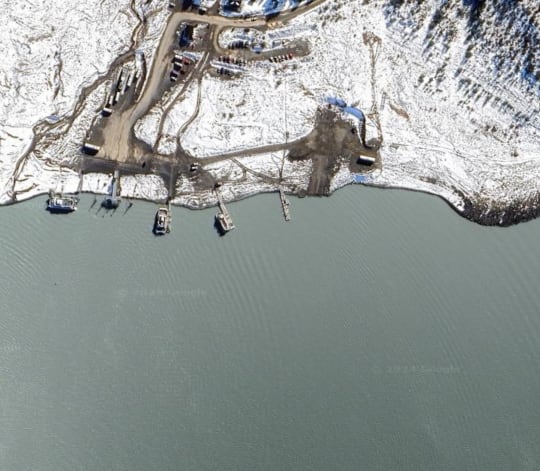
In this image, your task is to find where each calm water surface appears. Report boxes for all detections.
[1,187,540,470]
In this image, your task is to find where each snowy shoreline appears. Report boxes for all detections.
[5,166,540,227]
[1,0,538,227]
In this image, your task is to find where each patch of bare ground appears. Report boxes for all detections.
[288,107,379,195]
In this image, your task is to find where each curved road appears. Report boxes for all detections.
[97,0,329,164]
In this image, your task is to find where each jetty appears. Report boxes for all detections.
[279,187,291,221]
[214,187,235,234]
[102,169,122,209]
[76,170,84,194]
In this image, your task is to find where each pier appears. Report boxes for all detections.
[102,169,122,209]
[167,201,172,232]
[214,187,235,234]
[279,187,291,221]
[76,170,84,194]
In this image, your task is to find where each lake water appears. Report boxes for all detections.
[1,186,540,470]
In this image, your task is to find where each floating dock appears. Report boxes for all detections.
[279,187,291,221]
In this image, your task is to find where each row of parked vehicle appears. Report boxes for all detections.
[170,53,195,82]
[217,56,246,66]
[269,53,294,63]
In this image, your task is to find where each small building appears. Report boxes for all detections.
[181,0,193,10]
[178,23,194,47]
[82,143,101,156]
[357,156,376,166]
[223,0,242,13]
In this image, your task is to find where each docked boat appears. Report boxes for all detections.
[46,191,78,213]
[215,211,235,235]
[101,196,121,209]
[153,207,170,235]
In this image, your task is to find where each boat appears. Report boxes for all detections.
[215,211,235,235]
[153,207,170,235]
[46,191,78,213]
[101,196,121,209]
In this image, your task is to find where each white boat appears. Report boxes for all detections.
[46,191,78,213]
[153,207,170,235]
[215,211,235,235]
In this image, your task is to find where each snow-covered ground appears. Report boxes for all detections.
[220,0,312,17]
[0,0,171,204]
[0,0,138,199]
[173,151,312,208]
[1,0,539,224]
[214,0,540,223]
[180,71,317,157]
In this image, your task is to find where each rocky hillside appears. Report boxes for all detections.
[381,0,539,133]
